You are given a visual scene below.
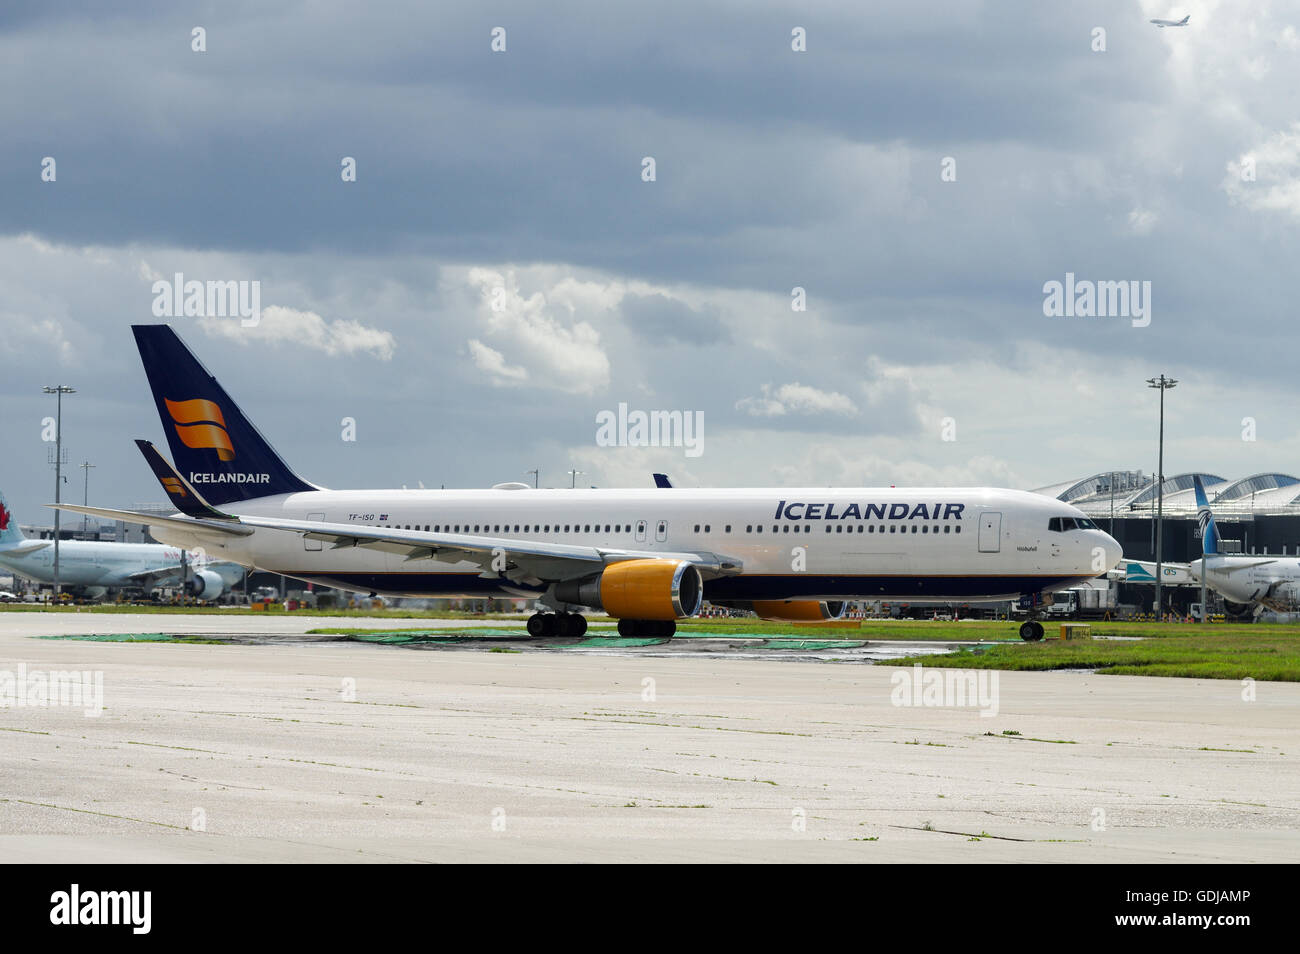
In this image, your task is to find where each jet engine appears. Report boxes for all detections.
[748,599,847,622]
[187,569,226,601]
[554,559,702,620]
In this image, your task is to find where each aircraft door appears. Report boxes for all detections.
[635,520,647,543]
[304,513,325,551]
[655,520,668,543]
[978,511,1002,553]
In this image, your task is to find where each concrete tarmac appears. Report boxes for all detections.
[1,613,1296,862]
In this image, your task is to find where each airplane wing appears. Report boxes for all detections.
[51,504,254,545]
[120,558,248,588]
[52,505,743,588]
[240,513,743,586]
[120,564,189,587]
[0,541,52,558]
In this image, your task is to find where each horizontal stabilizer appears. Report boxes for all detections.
[49,503,254,538]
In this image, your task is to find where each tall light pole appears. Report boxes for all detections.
[1109,472,1116,536]
[567,469,585,489]
[43,385,75,603]
[80,460,95,534]
[525,469,538,489]
[1147,375,1177,620]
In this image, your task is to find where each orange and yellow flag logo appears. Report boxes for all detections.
[160,477,188,497]
[166,398,234,461]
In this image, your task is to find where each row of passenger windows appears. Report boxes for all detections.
[388,523,643,534]
[377,521,961,536]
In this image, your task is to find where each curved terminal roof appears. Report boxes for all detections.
[1121,473,1226,510]
[1029,471,1300,517]
[1035,471,1154,507]
[1213,473,1300,502]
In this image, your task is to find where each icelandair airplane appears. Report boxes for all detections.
[57,325,1122,641]
[1150,14,1190,27]
[0,490,244,600]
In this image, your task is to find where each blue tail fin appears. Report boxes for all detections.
[131,325,318,506]
[0,490,24,545]
[1192,475,1219,556]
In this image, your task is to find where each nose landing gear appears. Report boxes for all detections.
[1018,620,1045,641]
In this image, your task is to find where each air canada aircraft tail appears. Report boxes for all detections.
[131,324,318,506]
[0,490,25,546]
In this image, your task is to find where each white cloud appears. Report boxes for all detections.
[1127,208,1158,234]
[467,338,528,384]
[0,315,76,365]
[1223,123,1300,219]
[736,382,858,417]
[462,267,612,395]
[198,305,395,359]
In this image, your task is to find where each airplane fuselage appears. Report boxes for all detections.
[150,486,1121,602]
[0,540,186,589]
[1193,556,1300,608]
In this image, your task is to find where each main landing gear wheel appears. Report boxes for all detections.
[558,613,587,638]
[1019,620,1045,642]
[527,613,588,638]
[617,619,677,638]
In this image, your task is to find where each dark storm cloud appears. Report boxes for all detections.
[2,1,1159,262]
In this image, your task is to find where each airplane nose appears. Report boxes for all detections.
[1101,533,1122,572]
[1082,531,1122,574]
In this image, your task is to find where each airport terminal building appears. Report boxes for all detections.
[1034,470,1300,563]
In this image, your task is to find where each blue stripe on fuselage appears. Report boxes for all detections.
[287,572,1086,601]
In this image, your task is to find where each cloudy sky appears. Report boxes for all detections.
[3,0,1299,520]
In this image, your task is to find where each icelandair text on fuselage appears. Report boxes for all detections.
[774,500,966,521]
[189,472,271,484]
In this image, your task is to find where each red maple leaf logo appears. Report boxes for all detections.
[0,504,9,531]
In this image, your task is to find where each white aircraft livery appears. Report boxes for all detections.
[0,490,244,599]
[57,325,1123,640]
[1188,475,1300,613]
[1150,14,1190,27]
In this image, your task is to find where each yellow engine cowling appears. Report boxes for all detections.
[750,600,847,622]
[554,559,703,620]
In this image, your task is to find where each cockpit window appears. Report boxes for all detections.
[1049,516,1097,532]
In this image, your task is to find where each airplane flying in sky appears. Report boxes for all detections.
[0,490,245,600]
[57,325,1123,641]
[1150,14,1190,27]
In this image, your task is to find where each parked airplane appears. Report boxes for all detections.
[1187,475,1300,614]
[1115,560,1192,586]
[1,490,245,600]
[56,325,1122,640]
[1150,14,1190,27]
